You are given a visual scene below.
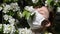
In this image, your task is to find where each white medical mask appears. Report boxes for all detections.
[28,10,45,29]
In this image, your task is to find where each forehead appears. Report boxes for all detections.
[39,7,49,12]
[35,6,49,13]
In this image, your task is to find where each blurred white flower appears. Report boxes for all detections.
[32,0,39,3]
[8,15,12,19]
[3,24,12,33]
[4,5,11,10]
[10,24,16,34]
[26,29,33,34]
[2,3,20,13]
[17,11,22,18]
[3,24,16,34]
[3,14,9,21]
[18,28,25,34]
[3,14,15,24]
[24,6,36,17]
[55,0,58,3]
[8,18,15,24]
[45,1,47,4]
[3,10,9,13]
[45,1,48,6]
[57,7,60,12]
[2,4,11,13]
[15,19,19,24]
[0,24,2,29]
[18,28,33,34]
[0,7,2,11]
[10,2,18,6]
[45,4,47,6]
[24,6,35,12]
[10,2,20,12]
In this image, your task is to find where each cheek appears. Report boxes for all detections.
[43,14,49,19]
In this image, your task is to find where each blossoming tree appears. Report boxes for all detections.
[0,0,60,34]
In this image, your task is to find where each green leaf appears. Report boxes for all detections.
[3,0,11,3]
[22,10,31,19]
[25,12,31,20]
[47,0,52,5]
[22,10,27,17]
[3,0,18,3]
[14,30,19,34]
[7,10,14,16]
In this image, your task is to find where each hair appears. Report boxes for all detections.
[46,5,57,34]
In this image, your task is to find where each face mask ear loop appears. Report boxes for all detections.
[41,19,51,28]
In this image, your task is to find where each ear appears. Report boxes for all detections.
[45,22,51,27]
[41,20,51,27]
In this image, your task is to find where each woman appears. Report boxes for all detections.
[30,6,52,34]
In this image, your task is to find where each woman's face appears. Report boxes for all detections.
[35,6,50,27]
[35,6,49,19]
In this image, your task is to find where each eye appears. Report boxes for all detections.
[38,11,45,15]
[40,12,44,15]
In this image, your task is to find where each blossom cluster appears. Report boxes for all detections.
[2,2,20,13]
[1,2,34,34]
[18,28,33,34]
[0,0,60,34]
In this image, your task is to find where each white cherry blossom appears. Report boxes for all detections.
[32,0,39,3]
[57,7,60,12]
[3,10,9,13]
[8,18,15,24]
[3,14,9,21]
[24,6,34,12]
[10,2,20,12]
[3,24,16,34]
[8,15,12,19]
[0,7,2,11]
[2,4,11,13]
[18,28,33,34]
[0,24,2,29]
[3,24,12,33]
